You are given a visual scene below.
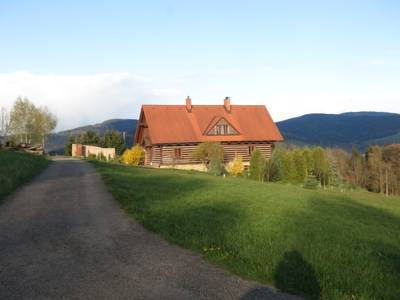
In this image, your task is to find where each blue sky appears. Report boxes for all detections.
[0,0,399,130]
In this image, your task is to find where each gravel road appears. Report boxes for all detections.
[0,158,298,300]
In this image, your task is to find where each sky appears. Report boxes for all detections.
[0,0,399,131]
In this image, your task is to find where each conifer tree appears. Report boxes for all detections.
[313,146,329,187]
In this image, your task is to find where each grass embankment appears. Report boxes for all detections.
[0,150,51,201]
[92,161,400,300]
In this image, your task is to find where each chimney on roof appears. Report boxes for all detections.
[224,97,231,112]
[186,96,192,112]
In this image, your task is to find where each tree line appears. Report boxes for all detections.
[248,144,400,196]
[190,142,400,196]
[0,97,57,150]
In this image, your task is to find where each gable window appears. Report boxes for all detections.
[207,118,238,136]
[217,125,228,135]
[174,148,182,159]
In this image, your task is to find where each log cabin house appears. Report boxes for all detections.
[134,97,284,170]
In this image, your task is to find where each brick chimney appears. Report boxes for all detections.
[224,97,231,112]
[186,96,192,112]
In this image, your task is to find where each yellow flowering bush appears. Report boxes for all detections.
[121,145,145,165]
[226,154,244,177]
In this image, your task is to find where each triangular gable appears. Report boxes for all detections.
[204,116,239,136]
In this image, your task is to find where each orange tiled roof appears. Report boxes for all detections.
[137,104,284,144]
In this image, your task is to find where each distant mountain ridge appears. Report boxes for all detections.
[277,111,400,150]
[46,111,400,154]
[47,119,138,154]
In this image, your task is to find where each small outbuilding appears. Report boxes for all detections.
[72,144,115,161]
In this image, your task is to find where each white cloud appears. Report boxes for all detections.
[1,71,399,132]
[0,71,185,131]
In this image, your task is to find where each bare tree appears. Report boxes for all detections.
[0,107,10,145]
[9,97,36,143]
[8,97,57,151]
[1,107,9,135]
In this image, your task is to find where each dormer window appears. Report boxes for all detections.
[206,118,238,136]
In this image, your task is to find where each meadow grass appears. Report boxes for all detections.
[92,161,400,300]
[0,150,51,201]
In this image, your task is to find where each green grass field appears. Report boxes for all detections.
[0,150,51,201]
[92,161,400,300]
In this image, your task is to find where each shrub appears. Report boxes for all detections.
[121,145,145,165]
[264,157,279,182]
[192,142,224,175]
[208,158,224,176]
[249,149,265,181]
[97,153,107,161]
[226,154,244,177]
[303,174,321,189]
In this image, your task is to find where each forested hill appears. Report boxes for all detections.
[46,111,400,154]
[47,119,138,154]
[277,112,400,150]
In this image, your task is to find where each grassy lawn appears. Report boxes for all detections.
[92,161,400,300]
[0,150,51,201]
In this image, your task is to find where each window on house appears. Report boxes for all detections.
[207,118,238,136]
[174,148,182,159]
[223,124,228,134]
[248,145,255,155]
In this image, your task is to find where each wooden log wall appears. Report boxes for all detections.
[223,143,272,162]
[149,142,273,166]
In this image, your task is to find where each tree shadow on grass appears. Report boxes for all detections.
[277,195,400,299]
[274,250,320,300]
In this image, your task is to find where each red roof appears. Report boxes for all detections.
[136,104,284,144]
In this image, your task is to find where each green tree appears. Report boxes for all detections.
[293,148,307,183]
[267,147,284,181]
[249,149,265,181]
[302,147,314,175]
[268,147,297,183]
[366,146,384,193]
[349,148,365,187]
[192,142,224,175]
[264,156,280,182]
[281,149,297,183]
[79,130,100,146]
[382,144,400,195]
[102,131,126,155]
[65,136,75,156]
[32,106,57,151]
[313,146,329,187]
[326,150,341,188]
